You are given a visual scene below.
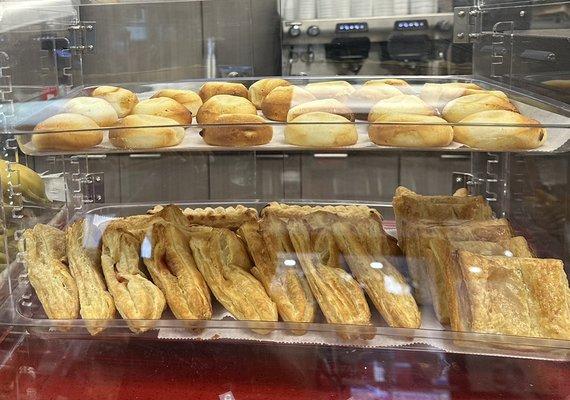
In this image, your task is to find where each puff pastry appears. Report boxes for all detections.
[143,207,212,322]
[262,201,383,221]
[188,226,277,333]
[456,251,570,339]
[101,217,166,333]
[22,224,79,321]
[332,221,421,329]
[184,205,258,229]
[286,218,372,339]
[238,219,316,328]
[67,219,115,335]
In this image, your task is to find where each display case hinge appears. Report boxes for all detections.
[81,173,105,204]
[453,6,482,44]
[68,21,96,54]
[452,172,477,194]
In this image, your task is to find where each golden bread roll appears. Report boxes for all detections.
[369,114,453,147]
[32,113,103,150]
[543,79,570,90]
[110,114,185,149]
[287,99,355,122]
[92,86,138,117]
[364,79,413,93]
[453,110,546,150]
[198,82,248,102]
[248,78,291,109]
[442,92,517,123]
[261,86,316,121]
[196,94,257,125]
[344,85,403,120]
[285,112,357,147]
[368,95,436,122]
[132,97,193,125]
[201,114,273,147]
[150,89,202,116]
[420,82,483,110]
[63,97,119,127]
[305,80,355,101]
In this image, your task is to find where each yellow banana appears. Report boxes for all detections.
[0,160,49,203]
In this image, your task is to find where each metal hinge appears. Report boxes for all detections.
[452,172,476,194]
[82,173,105,204]
[68,21,96,54]
[453,6,481,44]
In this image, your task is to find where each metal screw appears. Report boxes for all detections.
[87,45,94,51]
[95,195,102,201]
[86,25,93,30]
[469,10,479,16]
[95,176,101,182]
[519,10,525,17]
[547,53,557,62]
[457,10,466,17]
[457,32,465,39]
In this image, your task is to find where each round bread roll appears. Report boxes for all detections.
[132,97,193,125]
[92,86,138,117]
[32,113,103,150]
[287,99,355,122]
[196,94,257,125]
[364,79,413,93]
[344,85,403,120]
[151,89,202,116]
[285,112,357,147]
[248,78,291,109]
[261,86,316,122]
[201,114,272,147]
[420,82,484,111]
[453,110,546,150]
[368,95,436,122]
[63,97,118,127]
[198,82,248,102]
[110,114,185,149]
[442,93,517,123]
[305,80,355,101]
[368,114,453,147]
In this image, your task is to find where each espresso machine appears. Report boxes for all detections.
[281,13,455,76]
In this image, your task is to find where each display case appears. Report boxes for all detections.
[0,0,569,398]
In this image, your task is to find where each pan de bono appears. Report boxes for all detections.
[201,114,272,147]
[196,95,257,125]
[63,97,119,127]
[287,99,355,122]
[344,85,403,120]
[368,95,436,122]
[92,86,138,117]
[368,114,453,147]
[248,78,291,109]
[261,86,316,122]
[109,114,185,149]
[453,110,546,150]
[305,80,355,102]
[364,79,413,94]
[285,112,357,147]
[151,89,203,116]
[32,113,103,150]
[132,97,193,125]
[420,82,484,111]
[198,82,249,102]
[442,92,518,123]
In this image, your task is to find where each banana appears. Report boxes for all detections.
[0,160,49,203]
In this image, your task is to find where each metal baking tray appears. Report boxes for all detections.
[1,200,569,362]
[12,75,570,156]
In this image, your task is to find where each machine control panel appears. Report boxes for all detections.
[307,25,320,36]
[394,19,429,31]
[335,22,369,33]
[288,24,302,37]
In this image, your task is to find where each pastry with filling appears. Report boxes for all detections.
[149,204,259,230]
[21,224,79,321]
[67,219,115,335]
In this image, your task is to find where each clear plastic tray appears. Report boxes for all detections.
[1,200,569,362]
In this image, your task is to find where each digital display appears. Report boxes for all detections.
[336,22,368,33]
[394,19,428,31]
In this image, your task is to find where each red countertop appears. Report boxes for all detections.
[0,329,569,400]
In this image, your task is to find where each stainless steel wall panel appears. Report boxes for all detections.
[400,153,471,195]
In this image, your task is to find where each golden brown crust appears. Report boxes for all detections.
[285,112,358,147]
[201,114,273,147]
[442,93,517,123]
[262,202,383,222]
[66,219,115,335]
[332,221,421,329]
[368,95,436,122]
[369,114,453,147]
[198,82,249,102]
[248,78,291,109]
[456,251,570,339]
[33,113,103,151]
[305,81,355,101]
[109,114,185,149]
[132,97,193,125]
[151,89,202,116]
[344,85,403,120]
[196,94,257,125]
[188,226,278,333]
[92,85,139,117]
[261,86,316,122]
[419,82,483,111]
[184,205,259,229]
[101,218,166,333]
[287,99,355,122]
[22,224,79,321]
[63,97,119,127]
[238,219,316,327]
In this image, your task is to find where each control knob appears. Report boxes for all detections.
[307,25,320,37]
[289,25,301,37]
